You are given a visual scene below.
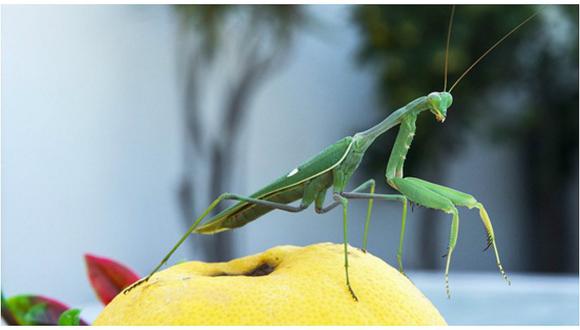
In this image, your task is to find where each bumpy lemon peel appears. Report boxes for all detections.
[95,243,446,325]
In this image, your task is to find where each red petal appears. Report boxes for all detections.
[85,254,140,305]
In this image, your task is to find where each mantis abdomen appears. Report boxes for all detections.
[195,173,332,234]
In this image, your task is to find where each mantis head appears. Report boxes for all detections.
[427,92,453,123]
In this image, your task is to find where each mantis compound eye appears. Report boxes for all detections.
[439,92,453,110]
[427,92,443,109]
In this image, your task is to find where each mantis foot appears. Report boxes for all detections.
[445,273,451,299]
[123,276,151,294]
[347,284,359,302]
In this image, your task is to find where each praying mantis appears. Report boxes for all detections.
[127,7,538,301]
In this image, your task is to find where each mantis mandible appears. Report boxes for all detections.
[127,7,537,301]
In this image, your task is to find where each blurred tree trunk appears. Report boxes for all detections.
[205,56,272,260]
[177,53,202,253]
[174,6,307,262]
[520,75,578,273]
[521,139,571,272]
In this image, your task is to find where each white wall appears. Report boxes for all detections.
[2,5,186,305]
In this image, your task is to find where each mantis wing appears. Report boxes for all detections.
[194,136,354,234]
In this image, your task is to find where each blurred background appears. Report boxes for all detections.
[2,4,578,325]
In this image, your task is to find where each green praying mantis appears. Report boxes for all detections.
[126,7,538,301]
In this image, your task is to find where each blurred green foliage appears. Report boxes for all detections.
[352,5,578,271]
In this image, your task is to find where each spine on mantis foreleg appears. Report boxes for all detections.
[475,203,494,238]
[472,202,511,285]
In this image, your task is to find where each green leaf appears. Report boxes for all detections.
[3,294,76,325]
[1,291,19,325]
[23,304,47,325]
[58,308,82,326]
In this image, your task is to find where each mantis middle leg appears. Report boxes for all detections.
[313,179,375,302]
[333,193,358,301]
[341,191,408,273]
[332,188,409,301]
[314,179,376,214]
[317,180,410,272]
[315,179,404,301]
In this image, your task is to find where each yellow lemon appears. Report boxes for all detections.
[94,243,446,325]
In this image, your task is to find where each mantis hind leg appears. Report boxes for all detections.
[124,193,310,294]
[404,177,510,285]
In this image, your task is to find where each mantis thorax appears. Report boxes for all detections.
[336,91,453,192]
[333,139,366,192]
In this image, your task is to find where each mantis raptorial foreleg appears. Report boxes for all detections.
[390,176,510,298]
[389,177,460,298]
[401,177,510,284]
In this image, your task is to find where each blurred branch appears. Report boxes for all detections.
[173,5,308,261]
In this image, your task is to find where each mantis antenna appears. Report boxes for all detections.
[443,5,455,92]
[449,10,539,92]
